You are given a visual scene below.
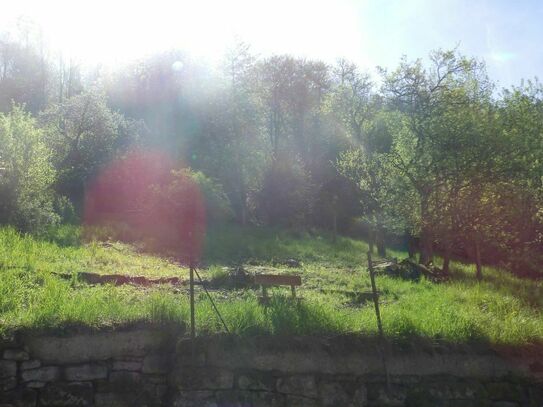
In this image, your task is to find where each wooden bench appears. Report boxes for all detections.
[254,274,302,305]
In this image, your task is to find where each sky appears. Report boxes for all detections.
[1,0,542,88]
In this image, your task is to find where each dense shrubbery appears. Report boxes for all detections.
[0,106,58,232]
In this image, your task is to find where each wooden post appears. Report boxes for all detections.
[368,252,384,336]
[367,251,390,392]
[474,234,482,281]
[189,263,196,360]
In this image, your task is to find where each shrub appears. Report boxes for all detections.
[173,168,233,223]
[0,105,58,232]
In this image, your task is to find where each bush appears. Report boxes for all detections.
[0,105,58,232]
[83,149,232,258]
[174,169,233,223]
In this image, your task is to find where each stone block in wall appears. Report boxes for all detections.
[20,391,38,407]
[25,382,46,389]
[20,360,40,370]
[425,380,487,400]
[0,388,37,407]
[254,391,287,407]
[237,371,276,391]
[490,402,520,407]
[0,361,16,378]
[353,386,368,407]
[108,371,143,388]
[203,337,338,374]
[174,338,207,366]
[0,377,17,392]
[485,382,525,401]
[111,360,141,372]
[276,375,318,398]
[39,382,93,407]
[528,385,543,404]
[21,366,60,383]
[64,363,108,381]
[145,374,167,385]
[171,390,215,407]
[95,392,148,407]
[23,328,179,364]
[2,350,29,361]
[284,395,319,407]
[446,400,482,407]
[155,384,168,399]
[403,380,488,407]
[95,383,165,407]
[142,354,171,374]
[142,382,168,404]
[319,381,368,407]
[95,392,130,407]
[367,383,407,406]
[169,367,233,390]
[215,390,286,407]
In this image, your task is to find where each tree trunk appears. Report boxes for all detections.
[407,232,417,259]
[376,225,386,258]
[368,227,375,254]
[474,234,482,281]
[418,194,433,265]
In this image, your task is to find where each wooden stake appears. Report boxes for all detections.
[367,251,390,392]
[189,263,196,361]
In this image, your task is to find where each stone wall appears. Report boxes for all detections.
[0,328,542,407]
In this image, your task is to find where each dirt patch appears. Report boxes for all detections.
[53,271,186,286]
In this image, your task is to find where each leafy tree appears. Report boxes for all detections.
[332,62,391,255]
[0,105,58,231]
[40,89,144,208]
[0,27,53,113]
[380,49,491,265]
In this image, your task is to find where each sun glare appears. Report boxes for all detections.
[1,0,364,66]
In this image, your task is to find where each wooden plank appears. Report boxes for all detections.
[254,274,302,286]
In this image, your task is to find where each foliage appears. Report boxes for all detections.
[179,168,233,222]
[255,155,314,227]
[0,106,58,232]
[40,88,144,207]
[0,33,542,279]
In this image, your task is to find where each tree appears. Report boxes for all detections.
[333,62,392,255]
[380,49,491,265]
[0,105,58,231]
[220,42,263,225]
[40,88,144,208]
[0,26,54,114]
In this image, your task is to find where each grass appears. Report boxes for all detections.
[0,225,187,278]
[0,224,541,345]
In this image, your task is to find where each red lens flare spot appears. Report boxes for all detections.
[83,149,206,264]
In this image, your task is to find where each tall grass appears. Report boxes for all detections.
[0,225,541,344]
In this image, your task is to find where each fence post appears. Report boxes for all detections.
[189,262,196,361]
[367,251,391,392]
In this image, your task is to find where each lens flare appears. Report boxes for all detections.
[84,149,206,264]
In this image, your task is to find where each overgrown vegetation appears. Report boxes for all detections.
[1,26,542,279]
[0,225,541,345]
[0,22,542,347]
